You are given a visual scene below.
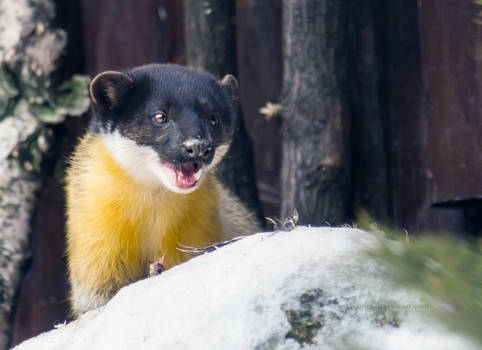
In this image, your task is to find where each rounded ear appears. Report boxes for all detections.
[220,74,239,102]
[90,71,133,109]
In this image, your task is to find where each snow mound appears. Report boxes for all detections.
[14,227,477,350]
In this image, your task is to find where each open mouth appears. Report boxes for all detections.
[163,162,203,189]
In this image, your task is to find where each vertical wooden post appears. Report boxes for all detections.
[280,0,351,225]
[236,0,283,219]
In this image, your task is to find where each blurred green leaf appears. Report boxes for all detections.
[54,75,91,116]
[359,211,482,344]
[29,103,65,123]
[0,65,19,98]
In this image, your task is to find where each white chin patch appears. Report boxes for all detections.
[102,131,206,193]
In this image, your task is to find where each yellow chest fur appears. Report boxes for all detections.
[66,134,223,292]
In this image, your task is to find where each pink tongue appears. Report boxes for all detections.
[174,162,200,188]
[180,162,198,176]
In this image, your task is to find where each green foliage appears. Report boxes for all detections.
[0,65,18,97]
[54,75,91,116]
[28,74,90,123]
[0,61,90,123]
[14,128,53,173]
[0,59,90,174]
[359,212,482,344]
[0,65,19,117]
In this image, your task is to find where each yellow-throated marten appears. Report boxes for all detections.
[66,64,260,316]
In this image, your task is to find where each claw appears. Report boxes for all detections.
[149,253,166,276]
[265,208,298,231]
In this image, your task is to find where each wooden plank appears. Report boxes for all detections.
[385,0,427,230]
[82,0,184,74]
[236,0,282,219]
[348,0,389,221]
[419,0,482,205]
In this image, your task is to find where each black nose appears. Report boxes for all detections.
[181,139,214,161]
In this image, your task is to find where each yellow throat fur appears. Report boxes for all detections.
[66,133,225,312]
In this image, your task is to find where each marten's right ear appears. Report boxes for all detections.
[220,74,239,102]
[90,71,133,109]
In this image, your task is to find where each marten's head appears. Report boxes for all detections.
[89,64,238,193]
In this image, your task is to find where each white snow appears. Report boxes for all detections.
[0,102,39,162]
[0,103,41,349]
[0,0,34,63]
[13,227,478,350]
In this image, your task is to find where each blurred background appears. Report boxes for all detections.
[0,0,480,347]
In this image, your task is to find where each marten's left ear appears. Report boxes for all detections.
[90,71,133,110]
[220,74,239,102]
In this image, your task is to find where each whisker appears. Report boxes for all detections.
[177,236,247,256]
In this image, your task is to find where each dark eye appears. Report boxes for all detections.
[210,114,220,126]
[152,111,168,125]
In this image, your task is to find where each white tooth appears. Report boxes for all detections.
[194,167,203,181]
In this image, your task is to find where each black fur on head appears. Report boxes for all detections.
[89,63,238,165]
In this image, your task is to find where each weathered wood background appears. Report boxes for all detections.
[8,0,481,346]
